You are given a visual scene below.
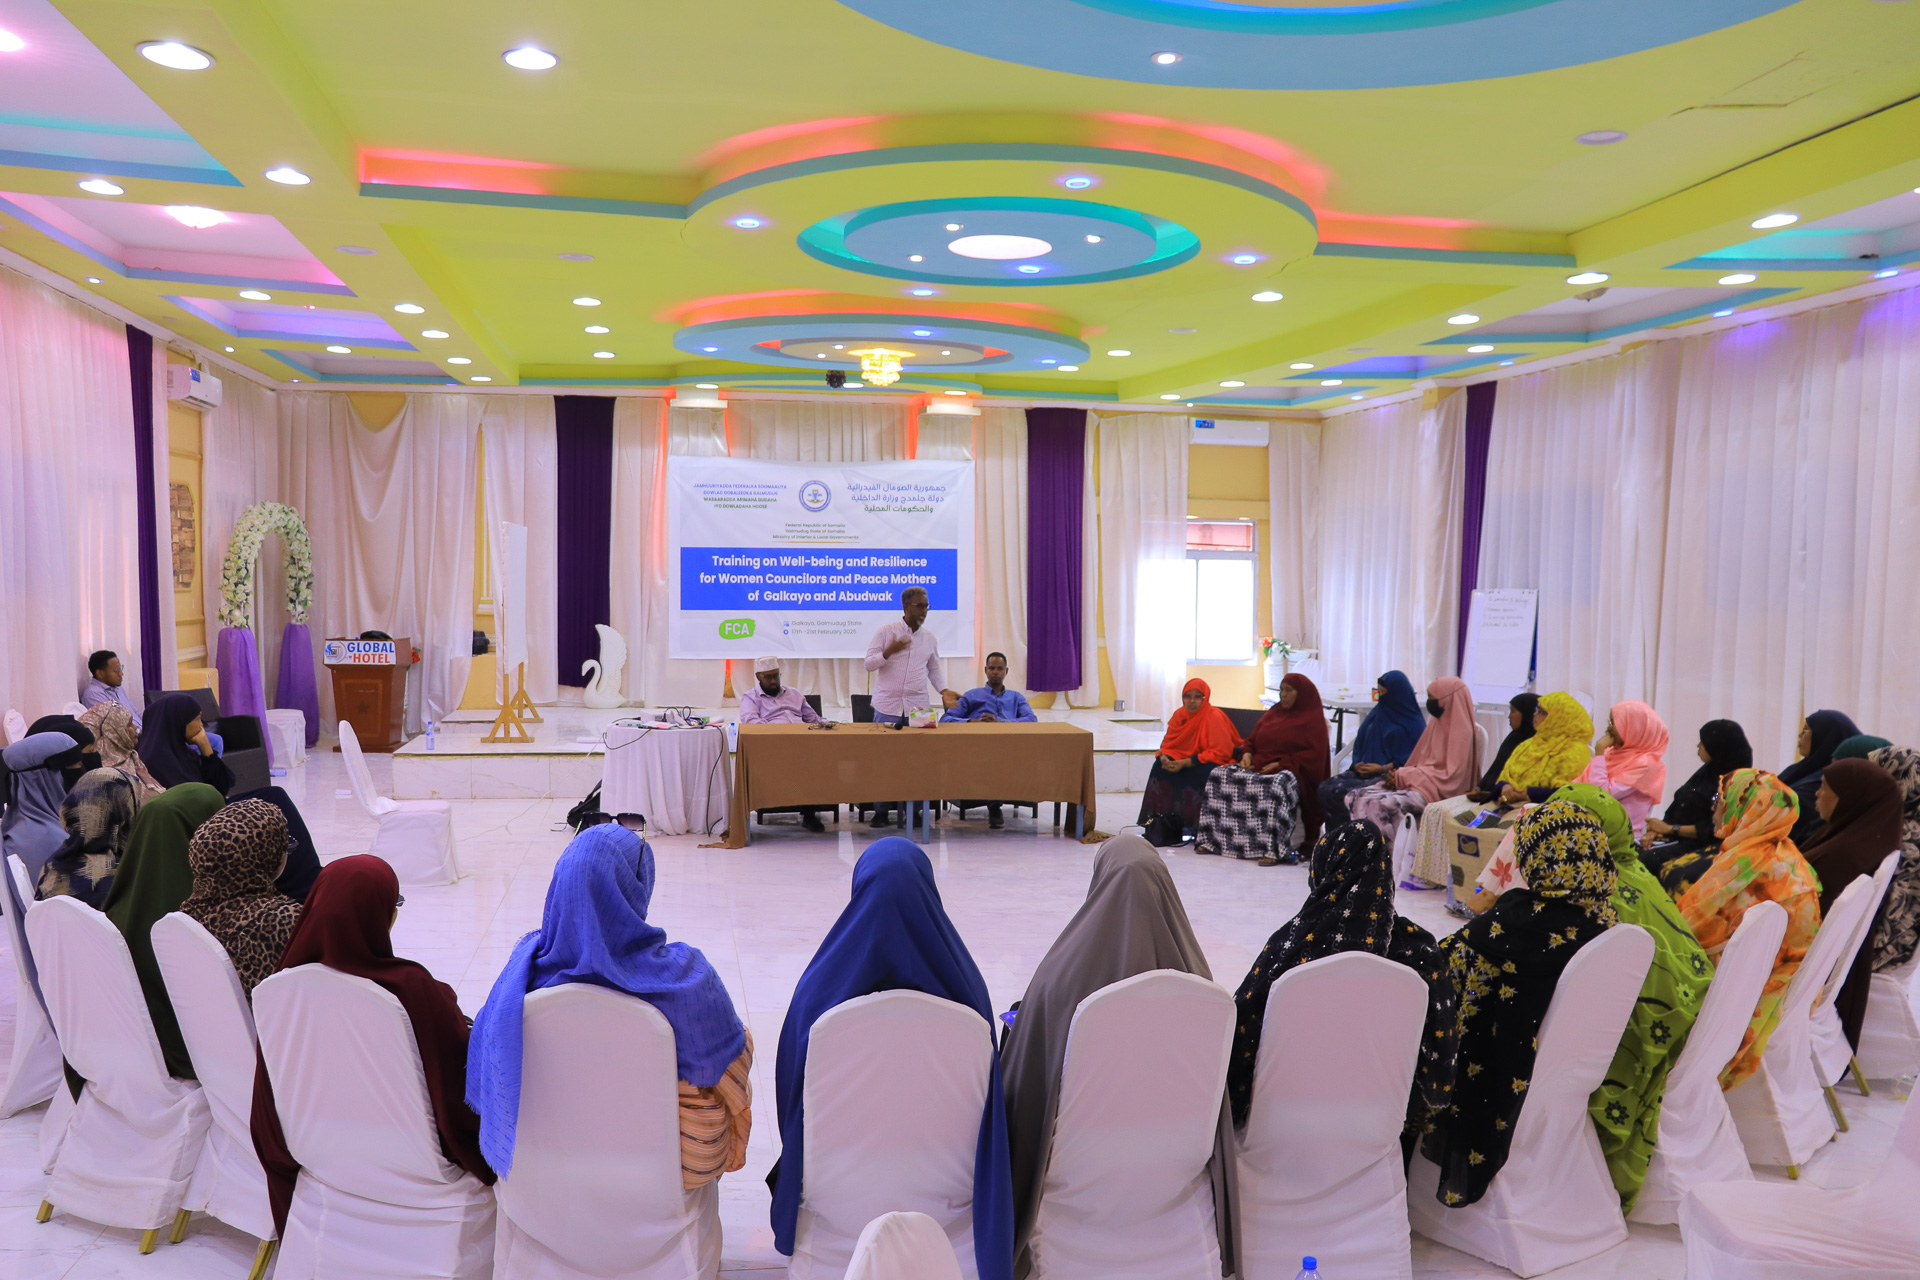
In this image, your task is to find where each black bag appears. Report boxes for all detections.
[566,783,603,832]
[1144,814,1186,848]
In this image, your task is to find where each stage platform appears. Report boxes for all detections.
[393,704,1167,800]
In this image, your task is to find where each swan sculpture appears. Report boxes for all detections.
[580,624,628,708]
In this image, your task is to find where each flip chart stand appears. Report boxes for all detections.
[483,661,541,743]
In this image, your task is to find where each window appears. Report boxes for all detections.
[1181,520,1256,662]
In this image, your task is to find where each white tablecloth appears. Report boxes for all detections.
[600,724,732,837]
[264,709,308,768]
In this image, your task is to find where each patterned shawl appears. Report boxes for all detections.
[180,799,303,993]
[37,767,143,909]
[1499,692,1593,792]
[1867,745,1920,971]
[77,702,165,801]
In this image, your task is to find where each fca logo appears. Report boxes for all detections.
[719,618,756,639]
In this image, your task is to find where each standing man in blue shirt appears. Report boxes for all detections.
[941,651,1037,827]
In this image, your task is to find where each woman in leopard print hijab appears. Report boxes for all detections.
[180,799,303,993]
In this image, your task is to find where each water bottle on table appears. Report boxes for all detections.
[425,719,436,751]
[1295,1258,1320,1280]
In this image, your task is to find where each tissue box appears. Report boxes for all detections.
[906,707,940,728]
[1445,809,1515,890]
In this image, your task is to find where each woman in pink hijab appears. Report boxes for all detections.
[1574,700,1669,837]
[1348,677,1480,842]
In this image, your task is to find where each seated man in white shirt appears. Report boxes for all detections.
[862,586,959,828]
[738,655,834,833]
[79,649,142,729]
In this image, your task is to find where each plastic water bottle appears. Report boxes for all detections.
[1295,1258,1320,1280]
[726,720,739,752]
[424,719,436,751]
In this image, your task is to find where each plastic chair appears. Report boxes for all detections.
[338,719,460,885]
[1632,901,1790,1226]
[0,855,62,1117]
[493,985,722,1279]
[1409,925,1655,1277]
[151,913,277,1274]
[1809,852,1899,1122]
[25,896,212,1251]
[1025,969,1235,1280]
[253,964,495,1280]
[1237,952,1429,1280]
[1679,1058,1920,1278]
[1725,875,1876,1172]
[790,990,992,1280]
[847,1211,966,1280]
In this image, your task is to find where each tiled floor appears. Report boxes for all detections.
[0,749,1907,1278]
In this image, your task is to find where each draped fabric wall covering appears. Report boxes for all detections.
[202,372,285,699]
[553,396,614,687]
[1455,381,1497,670]
[935,407,1029,694]
[1266,419,1323,656]
[1024,408,1087,692]
[0,267,147,721]
[278,393,479,733]
[1095,413,1190,720]
[480,396,559,703]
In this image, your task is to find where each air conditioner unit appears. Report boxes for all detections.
[165,365,223,411]
[1190,416,1269,447]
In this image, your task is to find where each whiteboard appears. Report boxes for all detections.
[500,521,529,676]
[1461,588,1537,703]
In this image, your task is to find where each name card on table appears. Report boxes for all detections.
[323,639,396,666]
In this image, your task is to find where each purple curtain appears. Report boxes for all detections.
[1026,408,1086,692]
[1455,380,1498,670]
[127,326,163,694]
[554,395,614,685]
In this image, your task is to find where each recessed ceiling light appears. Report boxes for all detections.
[1084,235,1103,245]
[1219,380,1245,388]
[846,381,864,388]
[1229,254,1259,266]
[585,325,609,334]
[1447,313,1480,325]
[393,303,425,314]
[1717,273,1757,285]
[1467,344,1496,353]
[1874,268,1900,279]
[85,277,102,285]
[1061,176,1095,190]
[1750,213,1798,230]
[944,389,968,396]
[1349,393,1364,401]
[941,350,952,355]
[593,351,615,359]
[336,245,375,255]
[223,346,234,352]
[325,345,350,354]
[1498,360,1515,367]
[1057,365,1080,372]
[421,329,449,339]
[1712,309,1734,318]
[1320,379,1343,387]
[696,383,719,389]
[910,288,937,297]
[909,254,924,262]
[1566,271,1610,285]
[1252,291,1284,303]
[573,296,600,306]
[954,234,1051,259]
[264,166,310,185]
[1151,51,1181,65]
[0,29,24,52]
[558,252,593,262]
[138,41,214,71]
[289,378,301,383]
[447,357,471,365]
[911,329,933,337]
[1106,349,1131,357]
[1159,393,1182,400]
[731,216,764,230]
[78,178,124,196]
[943,223,963,233]
[470,376,492,382]
[815,352,828,358]
[1289,362,1314,370]
[238,289,271,301]
[832,344,845,350]
[1016,264,1043,274]
[502,46,557,70]
[701,345,720,352]
[1577,129,1627,145]
[165,205,229,229]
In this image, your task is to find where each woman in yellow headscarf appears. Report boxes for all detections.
[1676,769,1822,1088]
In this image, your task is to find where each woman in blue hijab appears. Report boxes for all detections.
[1316,671,1428,828]
[467,825,750,1186]
[770,837,1013,1280]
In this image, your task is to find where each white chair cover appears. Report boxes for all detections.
[1809,852,1899,1091]
[4,708,27,743]
[848,1211,966,1280]
[1679,1054,1920,1279]
[265,709,309,768]
[339,719,460,886]
[1026,969,1235,1280]
[493,985,721,1280]
[1725,874,1876,1168]
[1632,901,1789,1226]
[0,855,61,1117]
[60,700,87,717]
[1237,953,1429,1280]
[253,965,495,1280]
[793,990,992,1280]
[151,912,276,1242]
[1409,925,1654,1278]
[1856,953,1920,1080]
[24,896,211,1231]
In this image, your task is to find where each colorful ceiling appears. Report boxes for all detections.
[2,0,1918,408]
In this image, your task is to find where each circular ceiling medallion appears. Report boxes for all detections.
[799,197,1199,287]
[830,0,1799,89]
[673,311,1087,374]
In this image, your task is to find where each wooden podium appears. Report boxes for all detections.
[324,637,413,752]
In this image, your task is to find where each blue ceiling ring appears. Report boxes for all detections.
[799,196,1200,287]
[674,312,1088,373]
[831,0,1799,90]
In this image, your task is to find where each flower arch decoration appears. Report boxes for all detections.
[219,501,314,628]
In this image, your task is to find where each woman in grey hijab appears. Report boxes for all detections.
[3,733,80,885]
[998,833,1236,1278]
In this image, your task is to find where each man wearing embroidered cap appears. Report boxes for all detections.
[739,656,832,832]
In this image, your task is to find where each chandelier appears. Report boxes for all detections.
[849,347,913,387]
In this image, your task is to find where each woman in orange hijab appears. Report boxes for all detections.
[1138,679,1243,848]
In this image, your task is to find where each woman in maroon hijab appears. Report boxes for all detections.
[1244,675,1332,850]
[250,855,493,1232]
[1801,758,1904,1049]
[1195,674,1332,865]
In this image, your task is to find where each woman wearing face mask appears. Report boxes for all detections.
[1570,701,1669,839]
[1643,720,1752,895]
[1316,671,1427,829]
[1345,677,1480,846]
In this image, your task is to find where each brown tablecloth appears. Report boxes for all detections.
[724,722,1098,847]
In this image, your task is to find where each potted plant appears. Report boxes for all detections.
[1259,638,1314,691]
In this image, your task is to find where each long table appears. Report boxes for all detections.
[723,721,1098,847]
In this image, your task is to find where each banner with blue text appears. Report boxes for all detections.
[667,457,975,659]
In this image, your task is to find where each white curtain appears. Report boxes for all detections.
[278,393,479,732]
[915,410,983,694]
[201,372,285,697]
[1314,396,1464,691]
[0,266,147,721]
[479,396,559,702]
[1267,420,1323,652]
[1095,413,1190,721]
[1480,346,1677,722]
[950,408,1029,697]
